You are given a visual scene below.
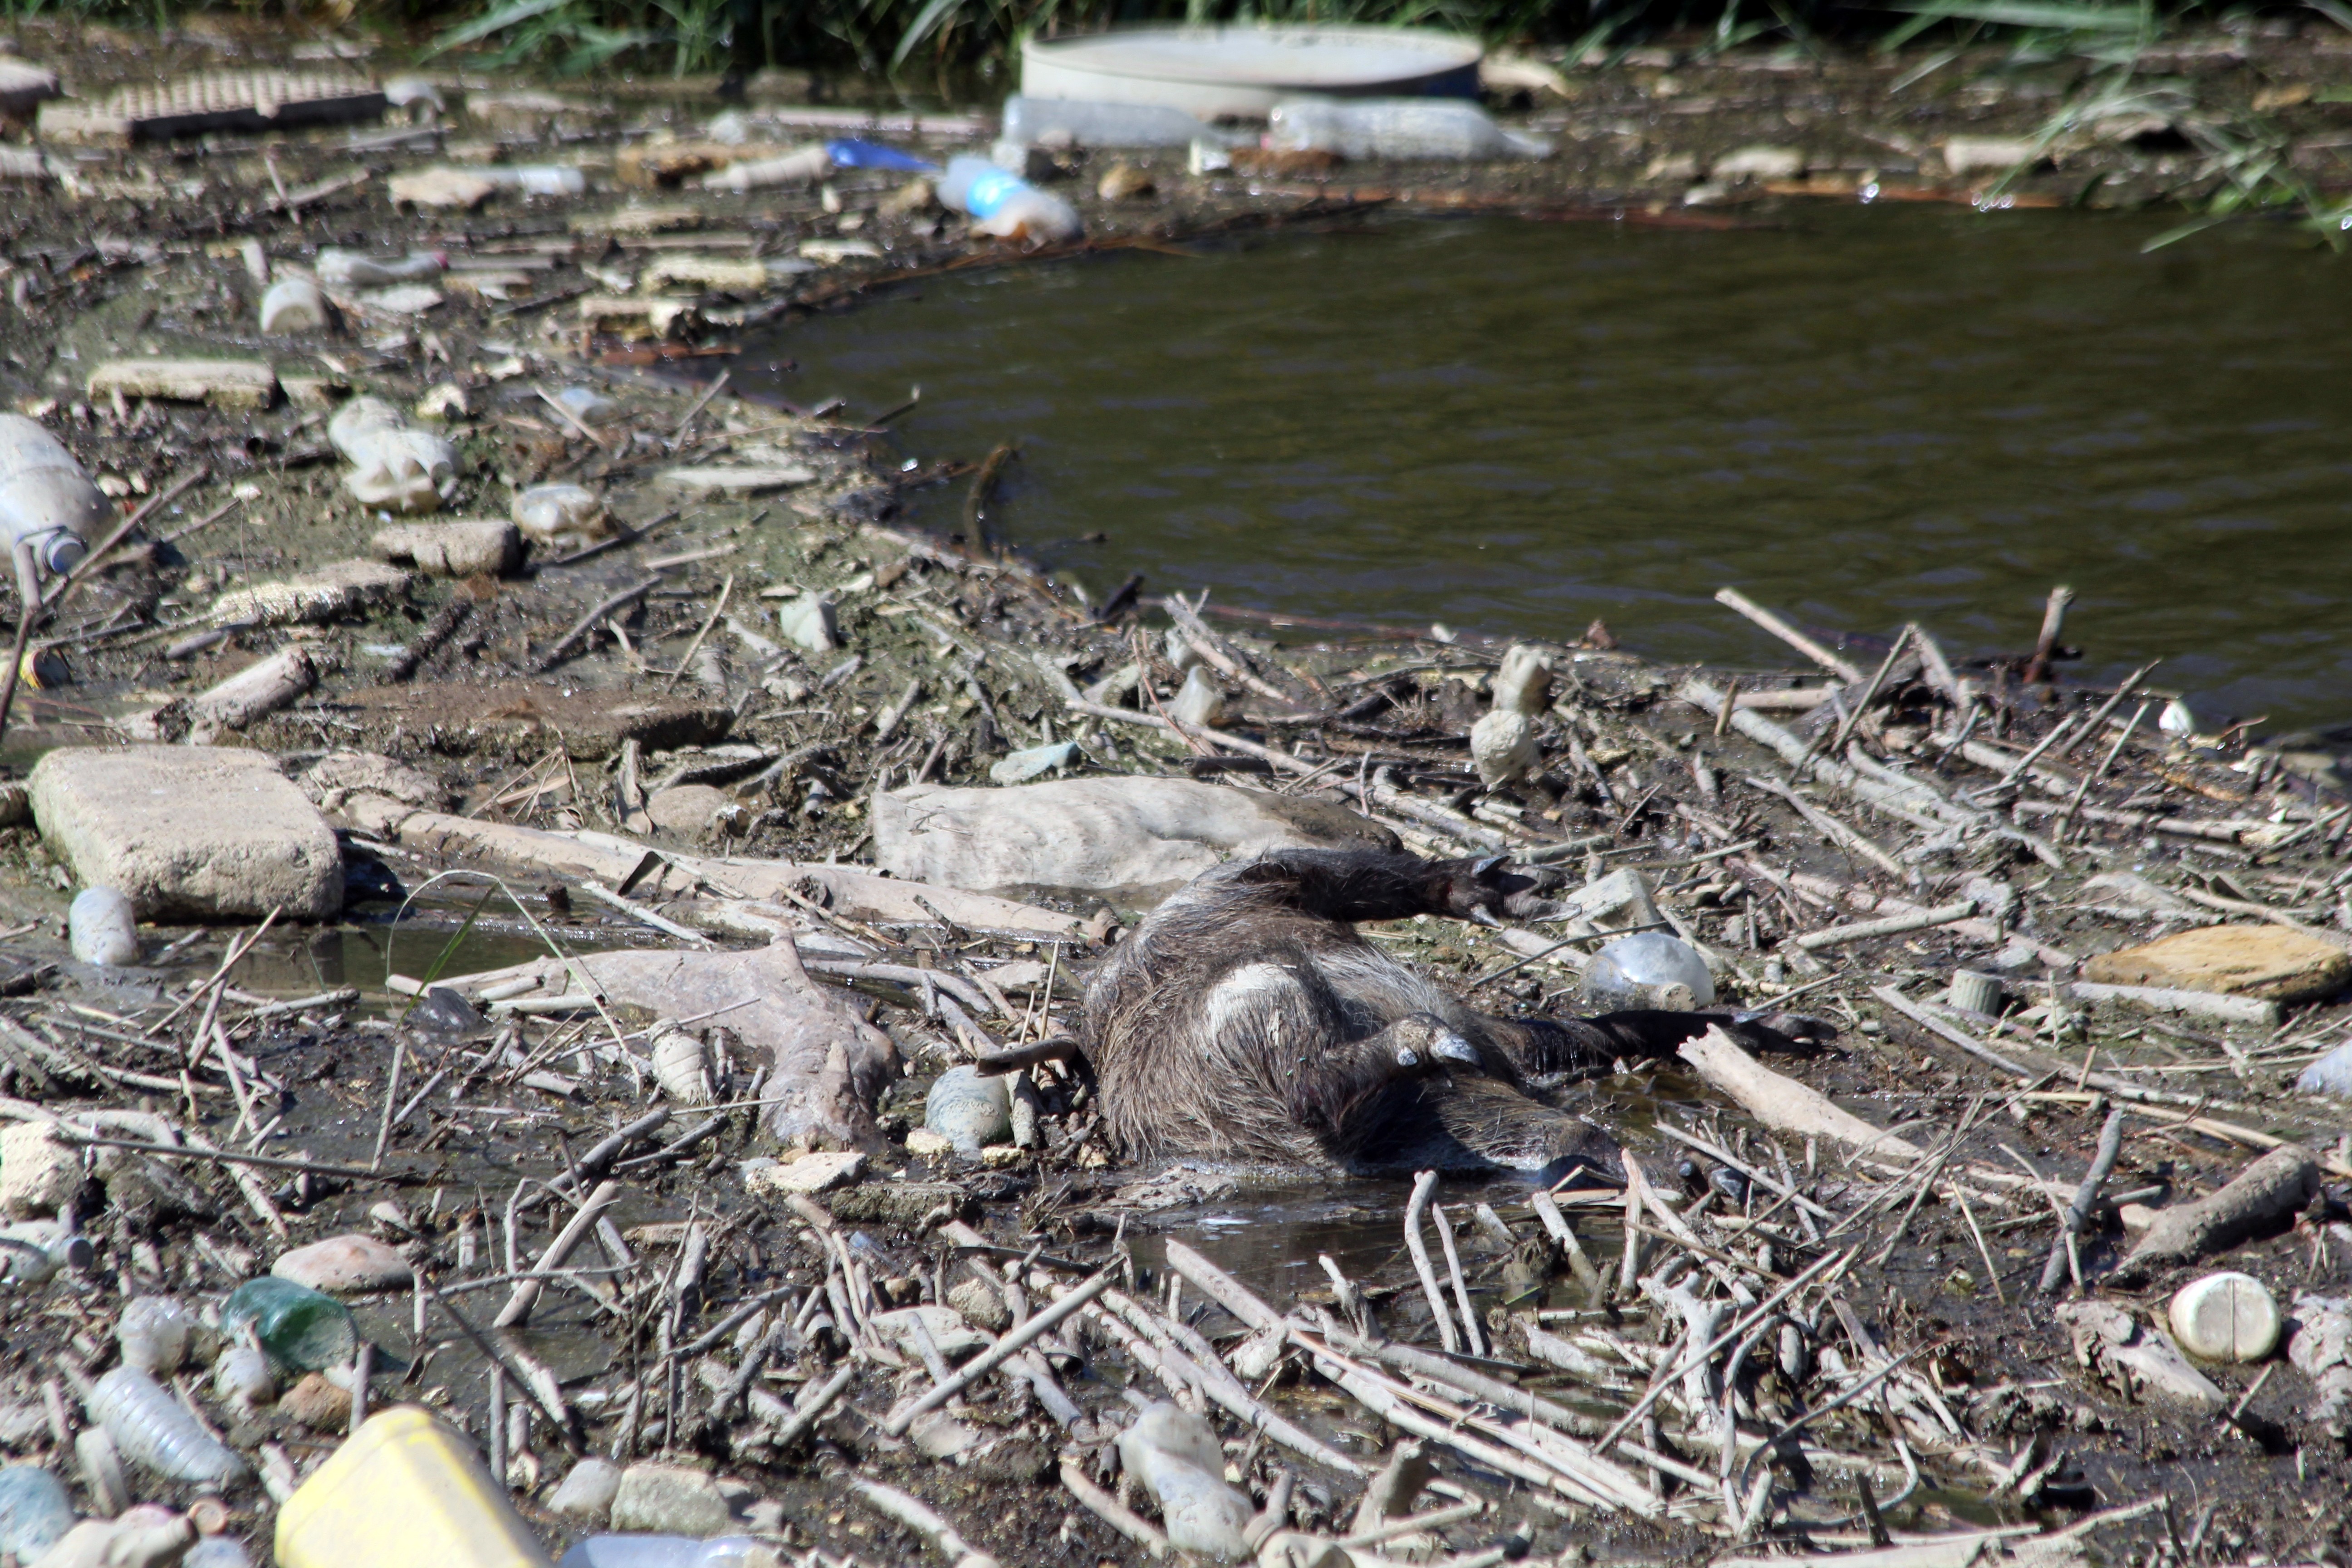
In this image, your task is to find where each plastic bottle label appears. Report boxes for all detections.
[960,167,1027,219]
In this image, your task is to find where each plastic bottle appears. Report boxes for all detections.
[937,155,1082,244]
[557,1539,782,1568]
[274,1405,554,1568]
[328,397,458,514]
[511,483,608,548]
[1000,95,1230,150]
[702,144,830,193]
[480,165,587,196]
[211,1338,275,1417]
[0,1219,92,1284]
[1267,98,1554,161]
[1581,931,1715,1013]
[67,886,137,967]
[86,1367,248,1486]
[315,249,447,286]
[0,414,110,574]
[0,1464,77,1563]
[116,1295,207,1375]
[1117,1402,1253,1561]
[221,1277,358,1372]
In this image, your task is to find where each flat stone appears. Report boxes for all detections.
[343,685,732,761]
[741,1150,866,1197]
[610,1460,733,1537]
[2083,925,2352,1003]
[299,752,449,813]
[273,1233,412,1294]
[275,1372,352,1431]
[657,464,817,494]
[645,784,735,836]
[549,1457,622,1524]
[2168,1271,2281,1363]
[86,358,276,410]
[212,559,412,628]
[1,1121,80,1219]
[370,519,519,578]
[829,1180,968,1230]
[30,746,342,920]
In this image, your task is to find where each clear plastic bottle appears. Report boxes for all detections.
[327,397,458,514]
[0,413,110,574]
[479,165,587,196]
[68,886,137,967]
[86,1367,248,1486]
[0,1219,93,1284]
[1267,98,1554,161]
[116,1295,207,1375]
[937,155,1082,244]
[0,1464,77,1563]
[1000,95,1229,149]
[315,249,447,286]
[702,144,830,193]
[557,1538,782,1568]
[1581,931,1715,1013]
[220,1277,358,1372]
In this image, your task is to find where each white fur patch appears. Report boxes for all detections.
[1203,962,1300,1040]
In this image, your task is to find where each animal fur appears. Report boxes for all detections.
[1084,848,1817,1180]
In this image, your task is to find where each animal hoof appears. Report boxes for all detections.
[1431,1030,1480,1066]
[1393,1046,1422,1069]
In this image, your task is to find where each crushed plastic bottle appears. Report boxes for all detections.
[937,155,1082,244]
[274,1405,554,1568]
[1268,97,1554,161]
[328,397,458,514]
[1000,95,1230,149]
[116,1295,209,1375]
[32,1508,195,1568]
[315,249,447,287]
[67,886,137,967]
[0,413,110,575]
[0,1464,76,1563]
[220,1277,358,1372]
[557,1538,783,1568]
[511,483,608,548]
[1117,1402,1253,1561]
[1582,931,1715,1013]
[211,1338,275,1417]
[86,1367,248,1486]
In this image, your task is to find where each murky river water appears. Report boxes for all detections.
[749,202,2352,736]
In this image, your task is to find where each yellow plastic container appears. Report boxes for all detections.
[275,1405,554,1568]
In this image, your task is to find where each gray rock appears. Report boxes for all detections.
[549,1457,622,1525]
[30,747,342,920]
[926,1067,1011,1155]
[610,1460,732,1537]
[370,519,519,578]
[272,1234,412,1294]
[2297,1040,2352,1097]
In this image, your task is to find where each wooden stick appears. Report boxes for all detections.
[495,1180,620,1328]
[1060,1458,1168,1558]
[1678,1026,1927,1161]
[880,1268,1112,1435]
[2022,585,2074,685]
[1431,1203,1486,1358]
[1714,588,1864,684]
[1793,898,1977,952]
[2038,1108,2125,1294]
[1403,1172,1463,1354]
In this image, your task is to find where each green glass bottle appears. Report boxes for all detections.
[221,1277,358,1372]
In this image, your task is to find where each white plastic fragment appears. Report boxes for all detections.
[328,397,457,512]
[1116,1401,1253,1561]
